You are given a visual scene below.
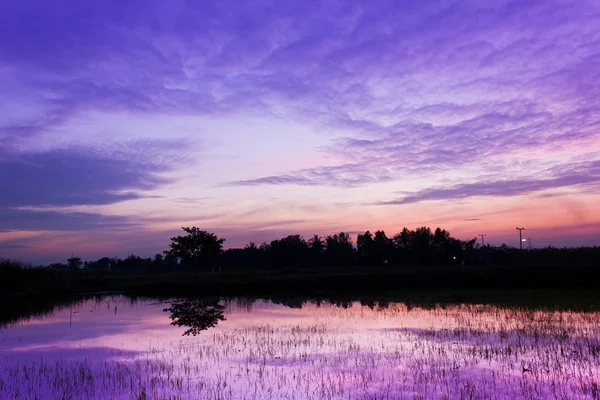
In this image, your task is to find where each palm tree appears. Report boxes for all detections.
[308,234,325,254]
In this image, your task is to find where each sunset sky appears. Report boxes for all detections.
[1,0,599,263]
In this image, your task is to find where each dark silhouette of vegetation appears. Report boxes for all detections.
[163,299,225,336]
[217,227,476,268]
[67,257,83,269]
[164,227,225,274]
[2,225,600,298]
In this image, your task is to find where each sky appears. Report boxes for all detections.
[1,0,599,263]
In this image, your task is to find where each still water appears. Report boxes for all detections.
[1,296,599,399]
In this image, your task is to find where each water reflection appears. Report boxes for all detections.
[4,290,600,329]
[163,298,225,336]
[1,293,600,399]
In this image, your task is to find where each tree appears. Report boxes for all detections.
[324,232,355,265]
[120,254,144,269]
[412,227,433,262]
[373,230,393,263]
[393,228,414,250]
[244,242,258,251]
[433,228,451,248]
[357,231,374,261]
[164,227,225,273]
[308,234,325,254]
[242,242,261,268]
[67,257,82,269]
[163,299,225,336]
[86,257,111,270]
[269,235,308,267]
[308,234,325,266]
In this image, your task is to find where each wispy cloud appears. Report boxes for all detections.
[378,161,600,205]
[0,243,29,250]
[0,209,138,232]
[1,0,599,258]
[229,164,393,187]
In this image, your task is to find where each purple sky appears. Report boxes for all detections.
[1,0,599,263]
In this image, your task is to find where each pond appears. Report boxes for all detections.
[1,295,599,399]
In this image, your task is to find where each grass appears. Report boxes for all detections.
[1,298,600,399]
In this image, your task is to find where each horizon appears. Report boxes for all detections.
[1,0,600,264]
[4,225,599,265]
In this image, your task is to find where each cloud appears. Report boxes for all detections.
[3,0,597,138]
[173,197,211,204]
[209,1,600,189]
[379,161,600,205]
[0,244,29,250]
[0,209,137,232]
[1,0,600,254]
[0,143,180,208]
[229,164,393,187]
[231,175,317,187]
[231,98,600,187]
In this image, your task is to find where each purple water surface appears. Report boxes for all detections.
[1,297,599,399]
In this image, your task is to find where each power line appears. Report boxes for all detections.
[478,234,487,246]
[516,227,526,250]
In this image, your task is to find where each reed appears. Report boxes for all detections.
[1,298,599,399]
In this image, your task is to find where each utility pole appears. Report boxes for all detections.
[516,227,526,250]
[528,237,532,250]
[478,234,487,246]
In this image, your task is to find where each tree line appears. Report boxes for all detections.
[27,226,598,273]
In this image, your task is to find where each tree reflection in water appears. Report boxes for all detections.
[163,299,225,336]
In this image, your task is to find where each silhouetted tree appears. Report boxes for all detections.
[324,232,355,265]
[243,242,261,267]
[164,227,225,274]
[433,228,450,246]
[269,235,309,267]
[412,227,433,262]
[373,230,393,263]
[393,228,413,249]
[308,234,325,265]
[164,253,179,270]
[308,234,325,253]
[163,299,225,336]
[67,257,82,269]
[357,231,374,261]
[84,257,111,270]
[120,254,145,270]
[149,254,164,272]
